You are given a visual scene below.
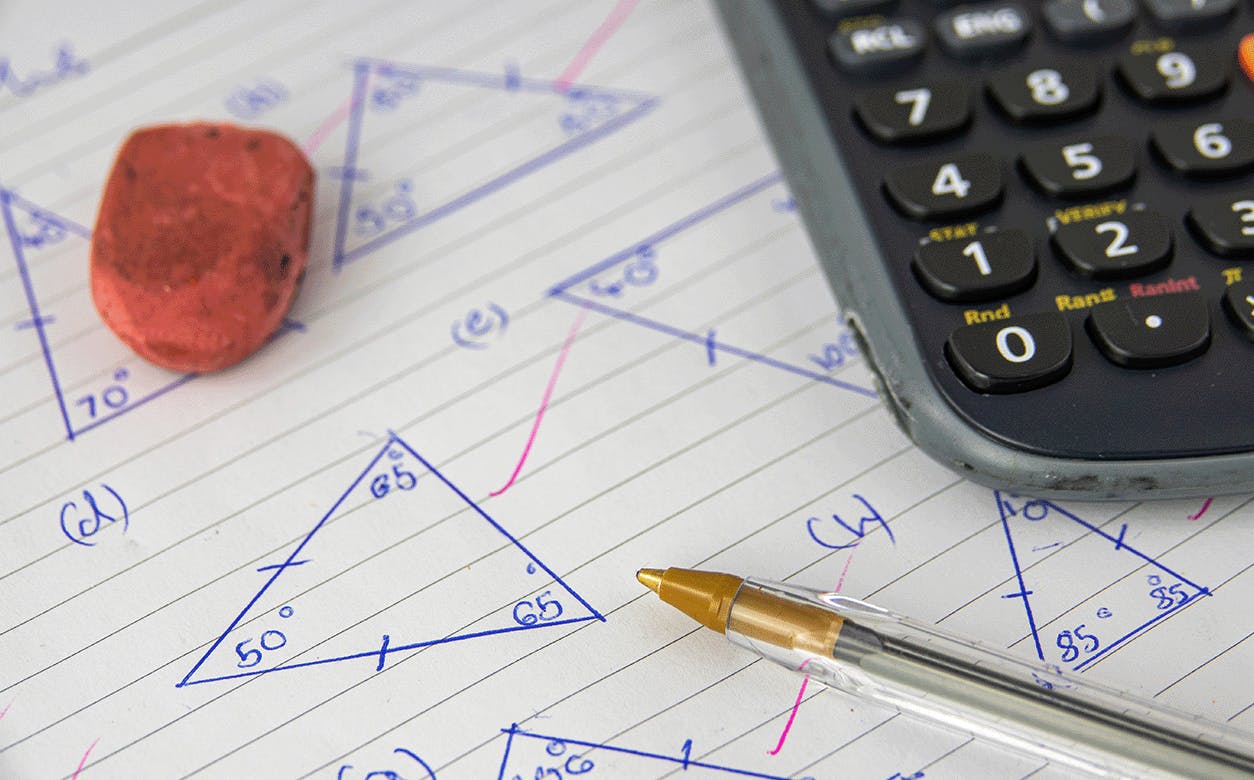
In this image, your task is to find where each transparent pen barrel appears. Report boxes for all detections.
[726,580,1254,779]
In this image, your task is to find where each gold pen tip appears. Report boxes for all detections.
[636,568,665,593]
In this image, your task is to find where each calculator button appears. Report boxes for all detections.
[1187,194,1254,258]
[811,0,897,17]
[935,3,1032,60]
[1142,0,1236,32]
[1086,292,1210,368]
[884,153,1003,219]
[854,82,971,143]
[830,18,927,74]
[1042,0,1135,44]
[913,229,1037,302]
[1020,137,1137,198]
[1117,47,1229,104]
[1222,280,1254,341]
[1151,118,1254,177]
[946,312,1073,393]
[1052,211,1173,279]
[987,63,1102,123]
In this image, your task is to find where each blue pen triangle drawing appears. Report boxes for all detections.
[178,431,602,686]
[329,58,658,270]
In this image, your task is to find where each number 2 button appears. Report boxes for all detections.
[1052,211,1173,278]
[947,312,1073,393]
[884,153,1003,219]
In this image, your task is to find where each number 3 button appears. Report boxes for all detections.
[947,312,1073,393]
[884,153,1003,219]
[1052,211,1173,279]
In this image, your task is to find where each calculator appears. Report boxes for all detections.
[714,0,1254,499]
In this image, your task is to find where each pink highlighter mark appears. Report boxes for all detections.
[0,702,10,719]
[303,74,372,155]
[554,0,641,92]
[768,550,858,756]
[71,738,99,780]
[1187,497,1213,521]
[489,307,590,497]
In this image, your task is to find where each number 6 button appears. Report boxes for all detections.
[1151,118,1254,177]
[884,153,1003,219]
[947,312,1073,393]
[1052,211,1173,279]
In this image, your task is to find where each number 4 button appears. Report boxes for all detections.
[884,153,1003,219]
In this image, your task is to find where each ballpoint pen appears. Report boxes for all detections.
[636,567,1254,779]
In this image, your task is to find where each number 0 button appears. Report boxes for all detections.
[884,153,1003,219]
[947,312,1073,393]
[1052,211,1173,279]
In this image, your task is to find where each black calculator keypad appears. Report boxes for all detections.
[986,62,1102,123]
[946,312,1073,392]
[753,0,1254,461]
[1222,280,1254,340]
[934,3,1032,61]
[884,153,1003,218]
[811,0,897,17]
[1142,0,1236,32]
[854,81,972,143]
[1086,291,1211,367]
[1117,46,1230,104]
[1151,118,1254,177]
[1187,193,1254,257]
[913,228,1037,302]
[1020,136,1137,197]
[1051,211,1173,278]
[1042,0,1135,45]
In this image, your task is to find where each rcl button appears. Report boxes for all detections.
[936,3,1031,60]
[830,19,927,74]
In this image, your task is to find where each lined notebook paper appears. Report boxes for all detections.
[2,1,1250,777]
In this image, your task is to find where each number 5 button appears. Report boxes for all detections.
[947,312,1073,393]
[884,153,1003,219]
[1020,137,1137,198]
[1052,211,1173,279]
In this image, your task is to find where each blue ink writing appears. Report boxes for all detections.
[511,738,594,779]
[234,605,294,668]
[371,447,418,498]
[355,179,416,236]
[451,303,509,350]
[513,590,563,627]
[559,88,621,135]
[806,494,893,550]
[807,329,859,372]
[1055,623,1100,663]
[338,747,436,780]
[588,244,656,298]
[371,68,421,111]
[59,484,129,547]
[0,43,88,99]
[75,368,130,419]
[224,78,288,120]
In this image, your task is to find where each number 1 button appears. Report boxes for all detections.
[913,229,1036,302]
[884,153,1003,219]
[947,312,1073,393]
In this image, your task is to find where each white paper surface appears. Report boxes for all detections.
[1,1,1251,777]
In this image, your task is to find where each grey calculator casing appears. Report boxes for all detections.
[713,2,1254,500]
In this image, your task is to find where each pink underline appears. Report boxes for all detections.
[767,675,810,755]
[554,0,641,92]
[71,738,99,780]
[1187,497,1213,521]
[489,307,589,497]
[768,550,857,756]
[302,74,372,155]
[0,702,10,719]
